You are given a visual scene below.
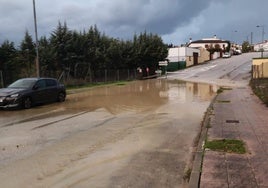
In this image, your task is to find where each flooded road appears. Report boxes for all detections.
[0,79,216,188]
[0,79,216,125]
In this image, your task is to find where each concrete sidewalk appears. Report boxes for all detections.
[199,86,268,187]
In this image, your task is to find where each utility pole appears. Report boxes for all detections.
[32,0,40,77]
[251,32,253,52]
[256,25,265,58]
[251,32,253,46]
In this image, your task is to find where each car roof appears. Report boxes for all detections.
[19,77,57,81]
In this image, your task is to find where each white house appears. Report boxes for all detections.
[187,35,229,50]
[167,47,200,68]
[254,40,268,52]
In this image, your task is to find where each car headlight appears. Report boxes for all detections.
[10,93,19,98]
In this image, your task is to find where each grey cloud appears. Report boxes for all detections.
[0,0,215,43]
[66,0,215,41]
[0,0,267,45]
[93,0,215,35]
[45,0,215,36]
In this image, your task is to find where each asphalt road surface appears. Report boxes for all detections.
[168,52,260,86]
[0,52,259,188]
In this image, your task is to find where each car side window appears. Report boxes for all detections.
[46,79,57,87]
[35,80,46,89]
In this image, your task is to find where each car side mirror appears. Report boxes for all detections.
[33,85,39,90]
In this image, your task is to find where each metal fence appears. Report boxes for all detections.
[250,78,268,106]
[0,70,4,88]
[0,70,17,88]
[92,69,137,82]
[0,69,138,88]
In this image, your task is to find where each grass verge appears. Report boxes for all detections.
[250,78,268,106]
[205,139,246,154]
[183,168,192,182]
[67,81,129,90]
[217,87,232,94]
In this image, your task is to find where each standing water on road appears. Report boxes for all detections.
[65,79,216,114]
[0,79,216,188]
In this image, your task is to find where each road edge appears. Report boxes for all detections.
[188,94,217,188]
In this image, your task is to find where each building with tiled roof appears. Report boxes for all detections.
[187,35,230,52]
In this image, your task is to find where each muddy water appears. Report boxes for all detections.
[0,79,216,188]
[65,79,216,114]
[0,79,216,122]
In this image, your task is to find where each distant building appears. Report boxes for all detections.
[187,35,230,59]
[187,35,230,51]
[167,47,199,69]
[254,40,268,52]
[166,46,210,71]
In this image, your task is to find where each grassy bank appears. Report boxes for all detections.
[250,78,268,106]
[66,81,130,95]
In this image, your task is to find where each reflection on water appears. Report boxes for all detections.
[0,79,217,124]
[159,80,216,103]
[65,79,216,114]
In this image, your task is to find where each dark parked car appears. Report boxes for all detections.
[0,77,66,109]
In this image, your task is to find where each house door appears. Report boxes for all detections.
[193,52,198,65]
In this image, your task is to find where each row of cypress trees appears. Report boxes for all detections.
[0,22,168,85]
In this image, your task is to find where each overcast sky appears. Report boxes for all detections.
[0,0,267,46]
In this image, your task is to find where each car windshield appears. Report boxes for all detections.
[8,79,37,89]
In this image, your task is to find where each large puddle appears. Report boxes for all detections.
[0,79,217,125]
[65,79,217,113]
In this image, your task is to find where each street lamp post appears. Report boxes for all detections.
[231,30,238,44]
[256,25,265,58]
[230,30,238,52]
[32,0,40,77]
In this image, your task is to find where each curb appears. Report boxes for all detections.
[188,94,218,188]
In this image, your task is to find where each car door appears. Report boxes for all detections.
[32,79,48,103]
[44,79,59,102]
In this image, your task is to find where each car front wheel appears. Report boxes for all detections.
[58,92,66,102]
[22,97,32,109]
